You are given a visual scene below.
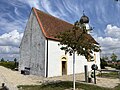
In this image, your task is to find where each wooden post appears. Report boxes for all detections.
[84,65,88,82]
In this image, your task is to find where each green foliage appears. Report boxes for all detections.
[14,58,18,68]
[14,58,17,62]
[110,53,117,62]
[111,65,117,68]
[100,58,108,69]
[1,58,5,62]
[102,56,108,61]
[56,21,100,60]
[0,61,17,70]
[116,65,120,70]
[110,65,120,70]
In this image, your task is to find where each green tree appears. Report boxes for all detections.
[14,58,17,62]
[1,58,5,62]
[57,21,100,60]
[14,58,17,68]
[110,53,117,62]
[101,56,108,61]
[100,58,107,69]
[56,21,100,90]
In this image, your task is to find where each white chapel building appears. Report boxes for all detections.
[19,7,100,77]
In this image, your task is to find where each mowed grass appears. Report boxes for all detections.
[18,81,120,90]
[97,72,119,79]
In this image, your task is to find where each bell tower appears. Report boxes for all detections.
[80,11,91,34]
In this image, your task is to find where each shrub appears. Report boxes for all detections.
[116,65,120,70]
[0,61,18,70]
[100,58,107,69]
[111,65,117,68]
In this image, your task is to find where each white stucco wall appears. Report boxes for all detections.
[67,51,100,75]
[19,11,46,76]
[47,40,65,77]
[47,40,100,77]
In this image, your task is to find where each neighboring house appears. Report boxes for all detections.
[108,60,120,66]
[19,7,100,77]
[114,61,120,66]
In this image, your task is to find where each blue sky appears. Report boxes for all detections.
[0,0,120,60]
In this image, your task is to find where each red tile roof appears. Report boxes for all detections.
[32,7,98,44]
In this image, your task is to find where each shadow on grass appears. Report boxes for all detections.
[18,81,119,90]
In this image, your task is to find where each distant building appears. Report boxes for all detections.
[113,61,120,66]
[106,60,120,67]
[19,7,100,77]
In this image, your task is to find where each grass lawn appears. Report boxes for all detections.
[97,72,119,79]
[0,61,17,70]
[18,81,120,90]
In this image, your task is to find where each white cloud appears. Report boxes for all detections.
[14,7,20,16]
[0,9,26,33]
[0,0,29,33]
[0,17,25,32]
[0,30,23,59]
[105,24,120,38]
[94,24,120,59]
[97,37,119,47]
[0,54,19,60]
[57,0,79,17]
[40,0,61,17]
[0,30,23,47]
[25,0,40,9]
[0,46,19,54]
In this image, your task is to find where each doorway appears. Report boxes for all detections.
[62,61,67,75]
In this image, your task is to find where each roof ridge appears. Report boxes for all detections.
[33,7,73,26]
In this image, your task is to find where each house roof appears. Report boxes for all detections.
[32,7,99,44]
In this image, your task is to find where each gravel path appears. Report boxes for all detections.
[0,66,119,90]
[0,66,42,90]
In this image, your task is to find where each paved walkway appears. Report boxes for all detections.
[0,66,120,90]
[45,73,120,88]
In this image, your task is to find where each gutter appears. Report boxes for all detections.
[46,39,48,77]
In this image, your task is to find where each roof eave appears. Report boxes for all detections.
[32,7,48,38]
